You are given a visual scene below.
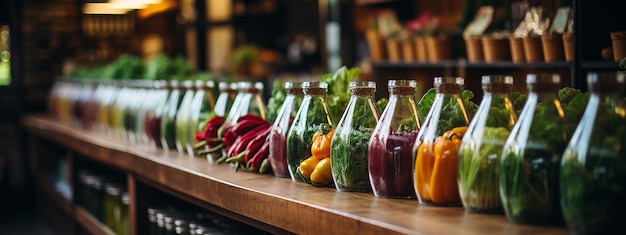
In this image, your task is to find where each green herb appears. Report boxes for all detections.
[417,88,479,135]
[102,53,145,80]
[331,130,373,191]
[319,66,359,121]
[144,54,190,81]
[265,80,287,122]
[459,127,510,211]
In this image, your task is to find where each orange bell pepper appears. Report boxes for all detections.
[414,126,466,204]
[311,124,335,160]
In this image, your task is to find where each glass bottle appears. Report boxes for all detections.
[187,80,216,157]
[124,81,141,143]
[368,80,420,198]
[119,192,130,235]
[144,80,170,148]
[135,80,155,145]
[499,74,568,224]
[413,76,471,205]
[560,72,626,235]
[331,81,379,192]
[176,80,196,155]
[104,182,123,231]
[458,75,517,213]
[269,81,305,178]
[161,80,184,151]
[286,82,335,182]
[213,82,237,117]
[224,81,266,126]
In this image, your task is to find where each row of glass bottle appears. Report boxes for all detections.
[146,206,271,235]
[48,79,265,157]
[267,72,625,234]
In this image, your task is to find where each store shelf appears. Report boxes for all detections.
[373,60,574,69]
[581,61,620,70]
[75,206,116,235]
[22,114,569,235]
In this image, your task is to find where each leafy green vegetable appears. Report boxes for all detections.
[459,127,510,211]
[265,80,287,122]
[102,53,145,80]
[511,92,528,115]
[331,128,374,191]
[319,66,360,121]
[416,88,479,135]
[144,54,190,81]
[417,88,436,121]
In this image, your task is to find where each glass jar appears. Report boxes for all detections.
[174,218,191,235]
[286,82,335,182]
[88,174,107,221]
[104,183,124,232]
[458,75,517,213]
[268,81,305,178]
[187,80,216,156]
[560,72,626,234]
[124,81,141,143]
[368,80,420,198]
[135,80,155,145]
[161,80,184,151]
[164,214,176,235]
[176,80,196,155]
[76,80,98,130]
[499,74,568,224]
[144,81,170,148]
[148,207,164,235]
[224,81,266,126]
[413,76,471,205]
[156,211,168,235]
[101,81,120,136]
[119,192,130,235]
[330,81,379,192]
[213,82,237,117]
[111,82,131,140]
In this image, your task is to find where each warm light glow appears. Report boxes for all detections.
[83,3,130,15]
[207,0,232,22]
[109,0,163,9]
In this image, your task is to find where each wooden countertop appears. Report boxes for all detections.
[22,114,569,235]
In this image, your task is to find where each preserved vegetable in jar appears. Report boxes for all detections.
[175,80,196,155]
[500,74,570,224]
[413,77,471,205]
[161,80,184,151]
[368,80,420,198]
[268,81,305,178]
[331,81,379,192]
[187,80,215,156]
[561,72,626,235]
[287,82,335,182]
[458,75,517,213]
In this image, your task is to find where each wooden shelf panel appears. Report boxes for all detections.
[22,114,569,235]
[76,206,116,235]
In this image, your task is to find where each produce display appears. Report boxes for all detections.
[50,54,626,231]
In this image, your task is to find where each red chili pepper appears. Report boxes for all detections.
[237,114,264,122]
[246,139,269,169]
[231,119,270,136]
